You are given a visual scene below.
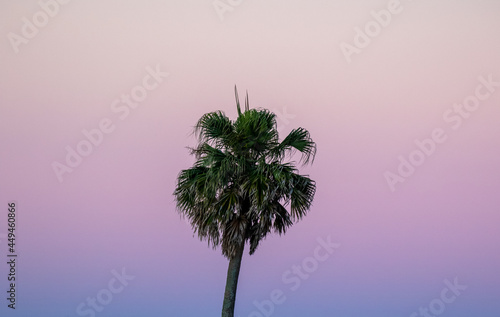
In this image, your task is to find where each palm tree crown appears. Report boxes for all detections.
[174,87,316,258]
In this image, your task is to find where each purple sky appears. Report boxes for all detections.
[1,1,499,316]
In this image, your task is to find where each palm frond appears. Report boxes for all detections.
[235,86,242,116]
[271,127,316,165]
[194,111,234,149]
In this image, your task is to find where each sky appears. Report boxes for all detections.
[0,0,499,316]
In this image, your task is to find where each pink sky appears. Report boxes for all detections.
[1,1,499,316]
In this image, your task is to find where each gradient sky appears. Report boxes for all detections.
[1,1,499,316]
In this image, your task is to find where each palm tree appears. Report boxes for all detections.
[173,87,316,317]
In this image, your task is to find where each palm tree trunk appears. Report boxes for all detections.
[221,240,245,317]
